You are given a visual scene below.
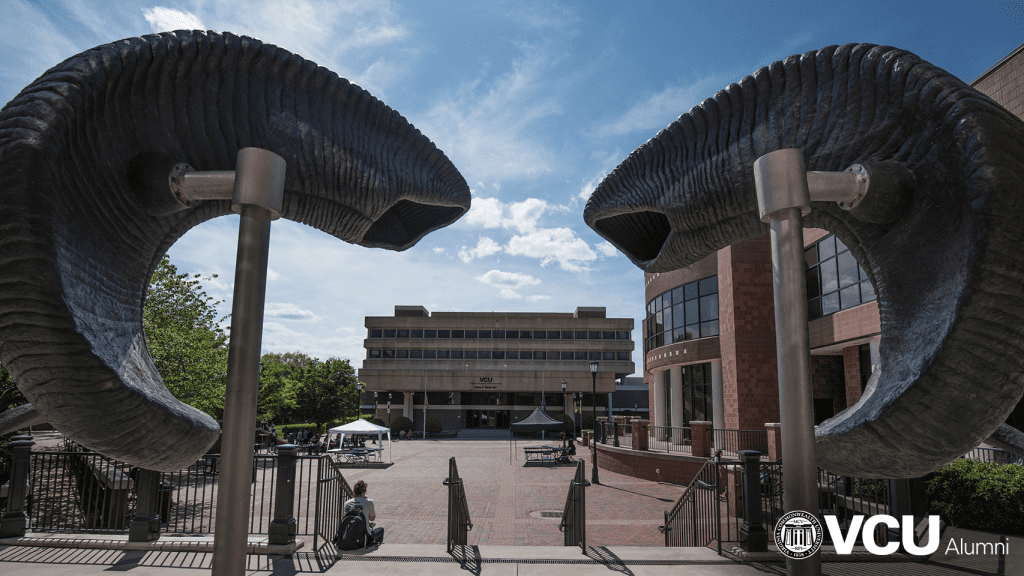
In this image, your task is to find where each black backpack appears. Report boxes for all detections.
[335,509,367,550]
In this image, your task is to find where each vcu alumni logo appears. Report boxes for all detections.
[775,511,823,559]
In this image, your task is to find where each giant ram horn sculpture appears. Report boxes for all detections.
[0,31,470,471]
[585,43,1024,478]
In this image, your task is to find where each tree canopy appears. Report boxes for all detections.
[143,256,229,418]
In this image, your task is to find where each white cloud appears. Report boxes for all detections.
[505,228,597,273]
[596,242,619,258]
[142,7,205,32]
[499,288,523,300]
[526,294,551,302]
[433,247,448,256]
[458,237,503,263]
[264,302,318,321]
[476,270,541,289]
[464,197,558,234]
[592,73,731,138]
[267,269,281,281]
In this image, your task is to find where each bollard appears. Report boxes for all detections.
[1,436,35,537]
[739,450,768,552]
[269,444,299,545]
[128,469,163,542]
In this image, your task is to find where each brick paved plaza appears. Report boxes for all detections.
[339,438,681,546]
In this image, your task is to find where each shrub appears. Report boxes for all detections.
[556,413,575,432]
[369,418,386,428]
[926,459,1024,536]
[389,416,413,435]
[425,416,443,434]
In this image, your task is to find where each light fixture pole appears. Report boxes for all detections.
[356,382,363,420]
[561,380,568,445]
[589,360,599,484]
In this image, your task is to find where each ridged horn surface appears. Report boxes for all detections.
[585,44,1024,478]
[0,31,470,471]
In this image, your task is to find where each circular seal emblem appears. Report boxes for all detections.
[774,511,823,559]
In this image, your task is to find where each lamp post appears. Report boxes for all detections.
[561,380,568,445]
[356,382,363,420]
[589,360,599,484]
[387,393,392,429]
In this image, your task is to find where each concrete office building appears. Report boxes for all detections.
[642,42,1024,437]
[360,306,635,431]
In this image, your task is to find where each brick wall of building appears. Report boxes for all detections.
[812,355,846,416]
[717,235,780,430]
[595,444,706,486]
[843,346,863,407]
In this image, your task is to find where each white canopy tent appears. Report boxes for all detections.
[327,419,392,462]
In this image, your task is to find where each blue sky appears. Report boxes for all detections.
[2,1,1021,371]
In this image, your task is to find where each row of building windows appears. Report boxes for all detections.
[367,349,631,361]
[805,234,875,320]
[371,391,609,408]
[645,275,719,353]
[368,329,630,340]
[665,362,714,427]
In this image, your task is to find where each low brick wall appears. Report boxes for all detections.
[595,443,707,486]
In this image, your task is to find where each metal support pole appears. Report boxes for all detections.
[754,148,821,576]
[212,148,285,576]
[0,436,34,537]
[590,369,600,485]
[268,444,299,544]
[739,450,768,552]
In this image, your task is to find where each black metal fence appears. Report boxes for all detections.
[3,439,350,549]
[712,429,768,458]
[660,457,725,551]
[443,457,472,552]
[647,425,692,453]
[964,447,1024,465]
[559,460,589,550]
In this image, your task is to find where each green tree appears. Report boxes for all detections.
[143,256,229,418]
[257,352,310,423]
[294,357,359,432]
[0,363,26,413]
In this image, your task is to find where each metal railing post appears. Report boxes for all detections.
[739,450,768,552]
[269,444,299,545]
[0,436,34,537]
[613,421,620,447]
[128,469,162,542]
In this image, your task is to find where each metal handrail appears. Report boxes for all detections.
[660,455,721,551]
[443,457,472,552]
[712,428,769,456]
[558,460,590,551]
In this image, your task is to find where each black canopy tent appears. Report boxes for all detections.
[509,409,569,463]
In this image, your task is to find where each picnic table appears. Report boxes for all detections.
[523,445,570,465]
[328,447,382,464]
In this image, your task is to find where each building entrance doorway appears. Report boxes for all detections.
[466,409,511,428]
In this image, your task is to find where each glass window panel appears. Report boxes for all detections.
[575,351,587,360]
[533,351,545,360]
[655,333,664,347]
[491,330,503,338]
[674,328,687,343]
[532,331,544,339]
[589,331,601,339]
[837,251,859,288]
[684,281,698,300]
[507,330,519,339]
[617,352,630,361]
[700,294,718,321]
[464,350,477,359]
[662,290,672,307]
[410,329,423,338]
[561,351,574,360]
[437,350,450,359]
[835,236,848,253]
[821,292,840,316]
[647,301,655,315]
[369,329,382,338]
[807,298,822,320]
[397,329,409,338]
[383,329,396,338]
[368,350,381,358]
[547,331,560,339]
[840,284,861,310]
[662,307,672,330]
[685,326,699,340]
[654,311,663,332]
[685,301,699,324]
[700,320,719,338]
[603,352,615,361]
[656,294,664,311]
[424,350,436,359]
[806,266,821,299]
[818,236,836,259]
[861,280,876,302]
[691,364,704,383]
[396,350,408,359]
[506,351,518,360]
[698,276,717,295]
[475,330,486,338]
[451,350,464,359]
[452,330,464,338]
[383,350,395,358]
[424,330,437,338]
[562,331,574,339]
[820,257,838,294]
[521,331,533,339]
[672,304,685,328]
[575,331,587,339]
[437,330,450,338]
[804,245,818,267]
[617,331,629,340]
[603,331,616,339]
[683,384,694,424]
[589,351,602,361]
[410,350,422,359]
[478,351,491,360]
